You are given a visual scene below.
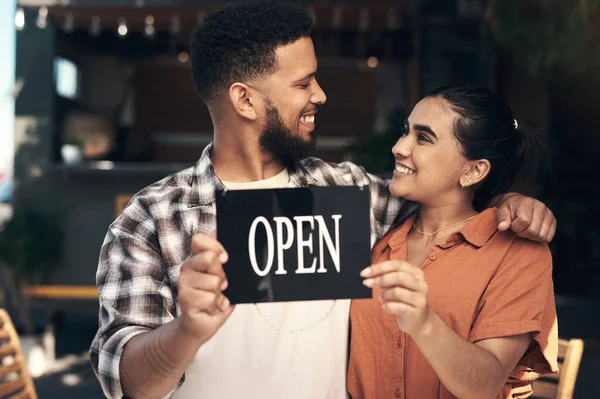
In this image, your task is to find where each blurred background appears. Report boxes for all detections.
[0,0,599,397]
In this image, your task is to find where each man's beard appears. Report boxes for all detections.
[259,100,317,169]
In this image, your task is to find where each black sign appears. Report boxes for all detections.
[216,186,371,304]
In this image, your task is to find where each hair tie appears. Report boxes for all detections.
[513,119,519,129]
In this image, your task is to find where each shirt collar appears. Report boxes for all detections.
[190,143,225,206]
[457,207,498,248]
[388,207,498,249]
[191,142,315,206]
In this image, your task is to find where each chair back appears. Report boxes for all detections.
[532,338,584,399]
[0,309,38,399]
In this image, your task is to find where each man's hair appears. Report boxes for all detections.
[190,1,314,103]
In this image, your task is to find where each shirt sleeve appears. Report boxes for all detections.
[468,238,559,381]
[89,203,181,399]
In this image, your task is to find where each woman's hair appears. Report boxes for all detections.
[428,85,544,210]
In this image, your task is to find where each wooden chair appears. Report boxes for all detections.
[532,338,585,399]
[0,309,38,399]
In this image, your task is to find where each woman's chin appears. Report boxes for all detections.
[389,182,415,200]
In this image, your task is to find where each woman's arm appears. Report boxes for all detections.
[411,311,531,399]
[362,261,532,399]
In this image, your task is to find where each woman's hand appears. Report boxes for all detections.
[362,260,432,338]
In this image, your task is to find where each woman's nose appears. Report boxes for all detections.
[392,135,411,158]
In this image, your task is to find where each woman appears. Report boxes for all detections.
[347,85,558,399]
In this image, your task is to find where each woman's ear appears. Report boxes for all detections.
[459,159,491,189]
[228,83,258,121]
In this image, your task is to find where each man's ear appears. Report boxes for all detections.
[460,159,491,189]
[228,83,258,121]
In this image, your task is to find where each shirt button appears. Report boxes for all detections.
[429,254,436,260]
[395,388,401,398]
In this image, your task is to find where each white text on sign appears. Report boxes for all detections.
[248,215,343,276]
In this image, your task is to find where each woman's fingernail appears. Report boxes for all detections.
[220,280,228,290]
[360,267,371,277]
[363,278,374,288]
[219,252,229,263]
[378,294,383,302]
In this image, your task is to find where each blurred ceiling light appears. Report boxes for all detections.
[144,15,155,38]
[63,12,75,33]
[367,56,379,68]
[15,8,25,31]
[36,7,48,29]
[89,15,101,36]
[178,52,190,63]
[117,18,128,37]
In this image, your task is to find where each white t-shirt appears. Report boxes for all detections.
[173,168,351,399]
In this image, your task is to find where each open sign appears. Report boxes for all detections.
[216,186,371,304]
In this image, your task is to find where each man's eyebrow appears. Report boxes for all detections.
[413,123,438,140]
[293,71,316,84]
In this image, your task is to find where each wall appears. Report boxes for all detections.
[14,16,178,288]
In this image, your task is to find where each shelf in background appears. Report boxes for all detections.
[54,161,193,176]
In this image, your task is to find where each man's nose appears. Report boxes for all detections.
[311,80,327,105]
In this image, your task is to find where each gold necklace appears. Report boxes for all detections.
[412,215,478,238]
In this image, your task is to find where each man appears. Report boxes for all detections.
[90,2,556,398]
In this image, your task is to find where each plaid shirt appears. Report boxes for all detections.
[90,143,417,399]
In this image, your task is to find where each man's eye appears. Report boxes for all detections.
[401,126,409,137]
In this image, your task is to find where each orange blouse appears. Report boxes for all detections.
[348,208,558,399]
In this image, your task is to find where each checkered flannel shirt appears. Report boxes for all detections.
[89,143,417,398]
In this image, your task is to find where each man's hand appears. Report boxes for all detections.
[495,193,556,243]
[361,260,432,338]
[178,231,234,343]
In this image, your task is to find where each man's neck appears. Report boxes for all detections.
[211,129,286,182]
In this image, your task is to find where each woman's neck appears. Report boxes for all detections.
[414,202,479,235]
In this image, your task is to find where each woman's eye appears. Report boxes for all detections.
[418,133,431,143]
[298,83,309,89]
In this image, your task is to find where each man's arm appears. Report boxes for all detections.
[91,223,232,399]
[119,235,233,399]
[493,193,556,242]
[364,170,556,244]
[119,234,233,399]
[119,318,205,399]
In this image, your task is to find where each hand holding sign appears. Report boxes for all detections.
[362,260,432,339]
[177,231,234,343]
